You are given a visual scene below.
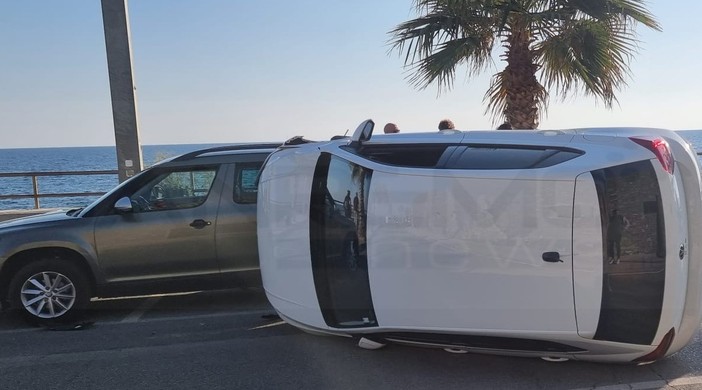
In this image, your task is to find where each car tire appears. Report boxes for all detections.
[8,257,91,325]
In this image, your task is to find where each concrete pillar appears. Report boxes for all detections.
[101,0,144,182]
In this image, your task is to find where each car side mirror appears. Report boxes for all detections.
[349,119,374,148]
[114,196,133,213]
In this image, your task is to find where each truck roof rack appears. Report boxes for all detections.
[172,143,281,162]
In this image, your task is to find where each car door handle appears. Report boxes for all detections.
[542,252,563,263]
[189,219,212,229]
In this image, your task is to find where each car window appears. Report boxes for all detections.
[233,162,263,204]
[344,144,452,168]
[309,153,377,328]
[129,167,218,212]
[591,160,665,345]
[444,145,583,169]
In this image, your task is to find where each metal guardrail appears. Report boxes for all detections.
[0,170,119,209]
[1,150,701,209]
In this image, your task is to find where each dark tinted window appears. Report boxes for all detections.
[309,153,377,328]
[233,162,263,204]
[445,145,582,169]
[592,160,665,345]
[344,144,452,168]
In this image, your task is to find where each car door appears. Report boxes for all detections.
[93,164,222,283]
[214,154,269,275]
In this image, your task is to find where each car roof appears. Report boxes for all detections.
[152,143,282,167]
[300,127,679,149]
[172,143,282,161]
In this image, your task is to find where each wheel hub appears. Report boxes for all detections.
[20,271,76,319]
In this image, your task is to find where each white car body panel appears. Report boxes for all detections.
[367,171,576,332]
[258,126,702,363]
[257,148,328,329]
[572,173,603,338]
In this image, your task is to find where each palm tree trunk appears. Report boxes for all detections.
[503,26,542,129]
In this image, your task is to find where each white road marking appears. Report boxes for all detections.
[120,296,162,323]
[248,320,286,330]
[91,291,202,302]
[570,375,702,390]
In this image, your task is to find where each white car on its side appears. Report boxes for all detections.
[256,120,702,364]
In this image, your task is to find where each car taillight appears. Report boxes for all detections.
[632,327,675,364]
[630,137,675,175]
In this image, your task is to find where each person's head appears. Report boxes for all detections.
[438,119,455,130]
[383,123,399,134]
[497,122,512,130]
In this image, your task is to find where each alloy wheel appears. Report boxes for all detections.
[19,271,76,319]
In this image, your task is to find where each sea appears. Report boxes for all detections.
[0,143,227,210]
[1,132,702,210]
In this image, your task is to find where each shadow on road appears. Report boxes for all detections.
[0,287,273,331]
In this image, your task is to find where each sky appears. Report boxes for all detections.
[1,0,701,148]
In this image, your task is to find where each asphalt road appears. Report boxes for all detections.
[1,288,701,390]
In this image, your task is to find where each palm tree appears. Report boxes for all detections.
[388,0,660,129]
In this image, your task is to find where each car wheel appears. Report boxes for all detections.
[8,257,90,324]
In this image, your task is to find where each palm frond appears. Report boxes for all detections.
[388,14,464,65]
[406,36,494,92]
[562,0,619,20]
[537,18,635,107]
[606,0,661,30]
[388,1,498,93]
[484,70,509,121]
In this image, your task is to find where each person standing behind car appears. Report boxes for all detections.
[497,122,512,130]
[384,123,400,134]
[343,190,352,218]
[607,209,630,264]
[438,119,455,131]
